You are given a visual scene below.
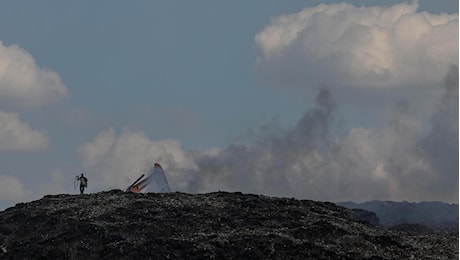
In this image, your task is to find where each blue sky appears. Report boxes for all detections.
[0,1,458,209]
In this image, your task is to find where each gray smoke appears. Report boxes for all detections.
[175,66,458,203]
[420,65,459,201]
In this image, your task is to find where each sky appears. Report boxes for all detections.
[0,1,458,209]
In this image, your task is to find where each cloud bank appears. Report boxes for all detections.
[254,2,458,89]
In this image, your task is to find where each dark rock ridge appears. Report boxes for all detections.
[337,200,459,232]
[348,208,381,227]
[0,190,457,259]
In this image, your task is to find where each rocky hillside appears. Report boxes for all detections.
[0,190,457,259]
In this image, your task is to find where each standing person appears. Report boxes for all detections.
[76,173,88,194]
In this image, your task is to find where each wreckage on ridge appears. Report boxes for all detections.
[126,163,171,193]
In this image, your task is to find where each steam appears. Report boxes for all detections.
[79,66,458,202]
[173,66,458,202]
[420,65,459,199]
[181,88,337,197]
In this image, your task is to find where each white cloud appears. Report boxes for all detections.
[254,2,458,89]
[0,175,32,204]
[0,41,68,109]
[0,111,48,151]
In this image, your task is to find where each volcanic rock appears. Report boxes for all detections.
[0,190,457,259]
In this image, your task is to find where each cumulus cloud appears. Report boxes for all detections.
[254,2,458,89]
[0,41,68,109]
[0,175,32,204]
[0,111,48,151]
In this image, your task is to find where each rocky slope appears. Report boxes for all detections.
[0,190,457,259]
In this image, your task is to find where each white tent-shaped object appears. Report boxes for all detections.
[126,163,170,193]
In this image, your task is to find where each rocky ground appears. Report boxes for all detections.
[0,190,457,259]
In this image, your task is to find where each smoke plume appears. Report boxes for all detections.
[171,66,458,202]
